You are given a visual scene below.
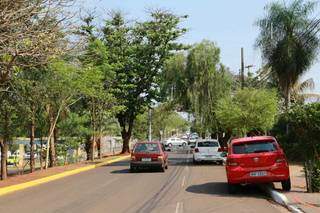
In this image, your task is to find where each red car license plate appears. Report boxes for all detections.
[250,171,267,177]
[141,158,151,162]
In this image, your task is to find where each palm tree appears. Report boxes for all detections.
[256,0,320,109]
[291,78,320,103]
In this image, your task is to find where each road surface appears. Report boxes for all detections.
[0,150,287,213]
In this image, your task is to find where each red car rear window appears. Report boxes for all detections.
[134,143,160,153]
[233,141,277,154]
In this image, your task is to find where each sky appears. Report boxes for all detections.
[79,0,320,93]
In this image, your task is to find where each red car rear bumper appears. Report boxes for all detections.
[226,164,290,184]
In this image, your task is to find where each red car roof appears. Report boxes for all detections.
[231,136,276,145]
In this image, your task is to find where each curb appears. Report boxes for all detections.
[260,185,303,213]
[0,155,130,197]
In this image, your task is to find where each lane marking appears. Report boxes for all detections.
[181,176,186,188]
[175,202,183,213]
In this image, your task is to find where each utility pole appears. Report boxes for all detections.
[240,47,245,88]
[148,108,152,142]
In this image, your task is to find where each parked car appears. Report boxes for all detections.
[193,139,224,164]
[226,136,291,193]
[130,141,168,172]
[188,133,199,143]
[164,137,187,147]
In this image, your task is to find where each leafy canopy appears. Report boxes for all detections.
[216,88,278,136]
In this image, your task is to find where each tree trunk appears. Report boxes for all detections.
[117,113,134,154]
[49,127,57,167]
[85,136,91,161]
[29,112,36,173]
[1,109,10,180]
[97,137,102,159]
[285,88,291,135]
[90,99,96,161]
[0,141,8,180]
[121,132,131,153]
[40,138,43,170]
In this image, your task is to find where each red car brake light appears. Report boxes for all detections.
[194,148,199,153]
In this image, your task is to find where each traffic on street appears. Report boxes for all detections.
[1,0,320,213]
[0,147,286,213]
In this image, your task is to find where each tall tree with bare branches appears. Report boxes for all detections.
[0,0,73,179]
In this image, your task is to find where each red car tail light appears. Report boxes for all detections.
[227,159,239,166]
[194,148,199,153]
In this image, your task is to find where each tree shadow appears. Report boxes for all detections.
[186,182,269,199]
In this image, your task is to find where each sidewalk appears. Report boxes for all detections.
[275,164,320,213]
[0,153,126,189]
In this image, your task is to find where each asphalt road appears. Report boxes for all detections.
[0,150,287,213]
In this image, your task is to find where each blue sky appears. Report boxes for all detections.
[80,0,320,93]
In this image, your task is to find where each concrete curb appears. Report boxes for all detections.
[0,155,130,197]
[261,185,303,213]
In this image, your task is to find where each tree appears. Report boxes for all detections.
[161,53,190,109]
[291,78,320,103]
[77,19,120,160]
[133,103,189,141]
[215,88,278,136]
[186,40,232,137]
[0,0,72,179]
[286,103,320,192]
[42,60,101,167]
[256,0,320,109]
[15,68,47,172]
[101,11,187,153]
[0,0,71,85]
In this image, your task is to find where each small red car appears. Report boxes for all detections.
[226,136,290,193]
[130,142,168,172]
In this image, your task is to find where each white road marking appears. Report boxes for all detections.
[181,175,186,188]
[100,177,118,187]
[175,202,183,213]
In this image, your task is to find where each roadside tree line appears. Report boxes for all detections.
[0,1,187,180]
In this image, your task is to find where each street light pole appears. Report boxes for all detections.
[241,47,245,88]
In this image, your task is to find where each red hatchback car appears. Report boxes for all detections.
[130,142,168,172]
[226,136,290,193]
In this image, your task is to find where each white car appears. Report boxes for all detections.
[193,139,224,164]
[164,137,187,147]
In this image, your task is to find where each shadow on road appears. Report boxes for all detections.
[103,161,129,167]
[111,168,165,174]
[186,182,269,199]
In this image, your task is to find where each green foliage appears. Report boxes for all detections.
[311,161,320,192]
[133,103,189,141]
[80,10,187,151]
[187,40,232,134]
[133,113,148,140]
[288,103,320,159]
[216,88,278,136]
[256,0,320,107]
[161,53,190,109]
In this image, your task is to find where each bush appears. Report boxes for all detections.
[311,161,320,192]
[272,103,320,192]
